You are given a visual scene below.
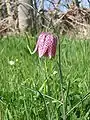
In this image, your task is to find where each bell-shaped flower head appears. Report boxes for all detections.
[27,32,57,59]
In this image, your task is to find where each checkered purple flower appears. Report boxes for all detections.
[28,32,57,59]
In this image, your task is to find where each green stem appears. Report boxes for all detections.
[66,92,90,116]
[21,85,62,104]
[38,91,51,120]
[58,39,66,120]
[45,59,51,96]
[65,80,70,112]
[44,58,51,120]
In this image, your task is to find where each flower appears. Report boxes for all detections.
[29,32,57,59]
[53,71,58,75]
[16,59,18,62]
[8,60,15,66]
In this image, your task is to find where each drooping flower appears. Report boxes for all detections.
[27,32,57,59]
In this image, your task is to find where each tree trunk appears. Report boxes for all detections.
[33,0,37,32]
[1,0,7,18]
[75,0,80,7]
[72,0,81,7]
[87,0,90,8]
[18,0,32,31]
[38,0,44,30]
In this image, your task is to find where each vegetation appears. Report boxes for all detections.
[0,35,90,120]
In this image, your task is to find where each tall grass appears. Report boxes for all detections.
[0,35,90,120]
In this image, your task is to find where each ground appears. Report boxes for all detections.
[0,35,90,120]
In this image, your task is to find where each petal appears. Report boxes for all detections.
[39,35,49,57]
[46,34,57,58]
[38,42,48,57]
[32,32,47,56]
[38,32,48,57]
[36,32,57,58]
[38,32,47,44]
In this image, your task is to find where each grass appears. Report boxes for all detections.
[0,34,90,120]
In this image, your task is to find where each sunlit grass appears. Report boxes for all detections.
[0,35,90,120]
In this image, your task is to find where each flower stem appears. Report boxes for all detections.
[58,39,66,120]
[66,92,90,116]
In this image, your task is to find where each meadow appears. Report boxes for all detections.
[0,34,90,120]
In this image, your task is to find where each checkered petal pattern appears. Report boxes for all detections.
[34,32,57,58]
